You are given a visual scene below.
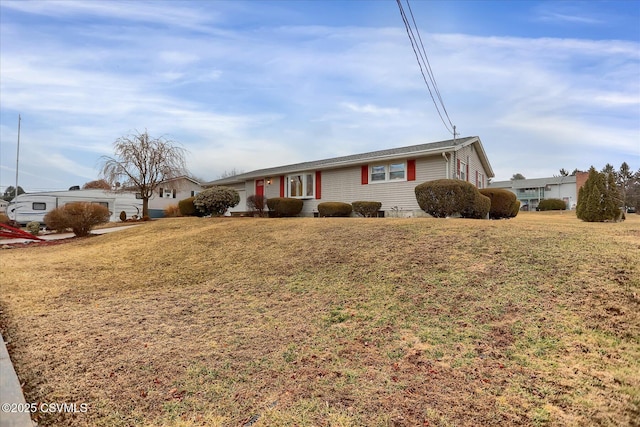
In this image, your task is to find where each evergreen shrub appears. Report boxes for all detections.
[479,188,519,218]
[463,192,491,219]
[415,179,489,219]
[178,197,199,216]
[352,201,382,217]
[26,221,40,235]
[511,200,521,217]
[266,197,304,217]
[577,167,622,222]
[538,198,566,211]
[317,202,352,217]
[119,210,127,222]
[194,186,240,216]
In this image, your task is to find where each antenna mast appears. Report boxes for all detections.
[15,114,21,199]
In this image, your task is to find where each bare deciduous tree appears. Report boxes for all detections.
[100,130,188,217]
[82,179,112,190]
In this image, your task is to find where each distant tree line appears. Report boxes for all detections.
[586,162,639,212]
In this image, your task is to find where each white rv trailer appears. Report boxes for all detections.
[6,189,142,225]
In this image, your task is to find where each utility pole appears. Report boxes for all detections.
[453,125,459,144]
[15,114,21,199]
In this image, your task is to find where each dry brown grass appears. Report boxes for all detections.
[0,212,638,426]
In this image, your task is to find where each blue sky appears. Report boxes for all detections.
[1,0,638,192]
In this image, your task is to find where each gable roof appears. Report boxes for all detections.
[207,136,493,186]
[158,175,202,186]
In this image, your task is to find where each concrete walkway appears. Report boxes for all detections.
[0,333,33,427]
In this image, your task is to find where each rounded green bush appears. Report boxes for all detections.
[352,201,382,218]
[194,186,241,216]
[415,179,489,219]
[511,200,521,217]
[318,202,352,217]
[538,198,566,211]
[479,188,519,219]
[266,197,304,217]
[178,197,199,216]
[462,192,491,219]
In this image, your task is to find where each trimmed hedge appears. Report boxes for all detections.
[463,192,491,219]
[415,179,490,219]
[479,188,519,219]
[318,202,352,217]
[352,201,382,218]
[538,198,566,211]
[266,197,304,217]
[511,200,521,217]
[178,197,199,216]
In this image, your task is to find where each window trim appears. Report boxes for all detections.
[32,202,46,210]
[458,160,467,181]
[286,172,315,199]
[369,162,407,184]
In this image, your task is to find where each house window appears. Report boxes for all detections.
[287,173,314,198]
[163,188,175,198]
[370,162,406,182]
[458,161,467,181]
[32,202,46,210]
[477,172,485,189]
[93,202,109,208]
[371,165,386,182]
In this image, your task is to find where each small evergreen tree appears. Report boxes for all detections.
[576,166,622,222]
[194,186,240,216]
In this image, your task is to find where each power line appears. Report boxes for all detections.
[396,0,455,135]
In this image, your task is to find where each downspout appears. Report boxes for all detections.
[442,152,449,179]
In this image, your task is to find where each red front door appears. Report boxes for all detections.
[255,179,264,197]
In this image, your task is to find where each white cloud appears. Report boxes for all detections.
[341,102,400,116]
[0,1,638,191]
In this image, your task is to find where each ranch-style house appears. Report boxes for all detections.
[205,136,494,217]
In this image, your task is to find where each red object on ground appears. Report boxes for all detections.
[0,223,44,241]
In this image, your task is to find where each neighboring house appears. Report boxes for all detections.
[205,136,494,217]
[148,176,204,218]
[489,174,586,210]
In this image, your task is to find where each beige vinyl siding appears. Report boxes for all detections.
[454,144,487,188]
[264,177,281,199]
[298,156,446,216]
[225,182,248,213]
